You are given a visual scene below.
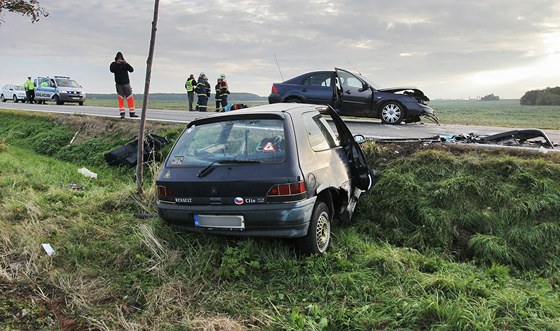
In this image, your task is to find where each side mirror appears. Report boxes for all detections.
[359,83,369,92]
[354,134,366,144]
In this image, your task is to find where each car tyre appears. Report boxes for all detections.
[13,95,18,103]
[79,102,84,106]
[296,201,331,254]
[286,97,301,103]
[54,95,64,105]
[1,94,5,102]
[380,101,404,125]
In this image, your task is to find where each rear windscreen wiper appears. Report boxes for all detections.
[197,159,262,178]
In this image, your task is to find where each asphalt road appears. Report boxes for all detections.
[2,101,559,144]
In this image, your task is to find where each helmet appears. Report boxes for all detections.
[199,72,205,77]
[220,74,226,80]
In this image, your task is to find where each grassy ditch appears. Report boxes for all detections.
[1,110,560,330]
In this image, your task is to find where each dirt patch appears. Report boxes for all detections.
[49,113,181,144]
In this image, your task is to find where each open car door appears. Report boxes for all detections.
[334,68,373,117]
[322,106,372,191]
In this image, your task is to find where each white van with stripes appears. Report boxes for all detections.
[34,76,86,105]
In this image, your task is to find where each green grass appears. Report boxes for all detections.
[430,99,560,130]
[1,111,560,329]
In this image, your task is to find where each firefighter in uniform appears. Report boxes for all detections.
[215,74,230,112]
[195,73,210,112]
[185,73,196,111]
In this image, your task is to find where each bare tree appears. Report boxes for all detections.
[0,0,48,24]
[136,0,160,195]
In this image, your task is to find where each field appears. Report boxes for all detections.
[1,108,560,329]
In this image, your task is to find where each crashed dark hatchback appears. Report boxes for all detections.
[156,103,372,254]
[268,67,437,125]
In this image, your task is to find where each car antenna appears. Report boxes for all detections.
[274,53,285,81]
[346,60,362,76]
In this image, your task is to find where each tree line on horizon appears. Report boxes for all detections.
[520,86,560,106]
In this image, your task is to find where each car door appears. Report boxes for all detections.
[334,68,373,117]
[35,77,55,100]
[322,106,372,191]
[301,72,336,105]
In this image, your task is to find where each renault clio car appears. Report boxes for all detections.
[156,103,372,254]
[268,68,438,124]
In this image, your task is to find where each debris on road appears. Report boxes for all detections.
[372,128,557,150]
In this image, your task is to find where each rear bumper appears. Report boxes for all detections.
[268,94,282,104]
[157,197,317,238]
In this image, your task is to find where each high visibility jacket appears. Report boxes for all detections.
[185,78,196,92]
[23,79,35,91]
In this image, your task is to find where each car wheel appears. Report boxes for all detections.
[380,102,404,125]
[296,201,331,254]
[286,97,301,103]
[54,95,64,105]
[13,95,18,103]
[79,102,84,106]
[1,94,5,102]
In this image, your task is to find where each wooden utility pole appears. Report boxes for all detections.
[136,0,160,195]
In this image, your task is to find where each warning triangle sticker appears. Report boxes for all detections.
[263,141,275,152]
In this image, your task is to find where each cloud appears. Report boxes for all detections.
[0,0,559,99]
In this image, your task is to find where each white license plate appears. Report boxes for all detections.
[194,214,245,229]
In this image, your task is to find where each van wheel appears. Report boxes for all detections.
[54,95,64,105]
[1,94,5,102]
[13,95,18,103]
[296,201,331,254]
[79,102,84,106]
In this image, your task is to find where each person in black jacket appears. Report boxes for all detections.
[195,73,211,112]
[110,52,137,118]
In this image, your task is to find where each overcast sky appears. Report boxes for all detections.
[1,0,559,99]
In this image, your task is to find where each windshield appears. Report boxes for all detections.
[55,78,80,88]
[167,118,286,167]
[14,86,24,91]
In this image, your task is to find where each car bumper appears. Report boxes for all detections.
[59,93,86,102]
[268,94,282,104]
[157,197,317,238]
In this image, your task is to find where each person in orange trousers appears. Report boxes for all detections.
[110,51,137,118]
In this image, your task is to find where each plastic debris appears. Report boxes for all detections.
[78,167,97,179]
[42,243,55,256]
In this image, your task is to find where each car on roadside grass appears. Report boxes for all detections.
[1,84,27,103]
[156,103,373,254]
[268,67,438,125]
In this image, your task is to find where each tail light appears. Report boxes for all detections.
[157,185,174,202]
[267,181,307,203]
[271,85,279,94]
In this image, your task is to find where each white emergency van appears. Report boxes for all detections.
[34,76,86,105]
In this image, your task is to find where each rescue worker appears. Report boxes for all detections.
[195,73,210,112]
[215,74,230,112]
[109,51,137,118]
[185,73,196,111]
[215,77,222,112]
[23,76,35,103]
